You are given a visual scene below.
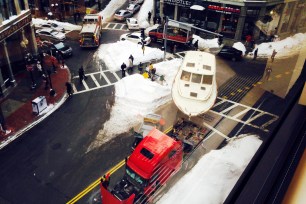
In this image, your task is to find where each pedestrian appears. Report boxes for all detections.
[65,82,73,97]
[271,49,277,62]
[218,35,223,46]
[142,42,145,55]
[121,62,126,78]
[157,16,161,24]
[52,59,57,73]
[138,62,143,74]
[173,44,177,54]
[245,34,252,47]
[193,40,199,51]
[128,57,133,74]
[265,66,272,81]
[153,16,157,25]
[140,28,145,40]
[61,58,65,69]
[148,11,152,23]
[129,54,134,64]
[36,60,43,76]
[73,12,77,24]
[253,47,258,60]
[148,62,156,81]
[78,66,87,83]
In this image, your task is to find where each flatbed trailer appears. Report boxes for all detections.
[101,116,209,204]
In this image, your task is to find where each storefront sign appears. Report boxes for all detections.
[0,15,32,42]
[208,5,240,14]
[163,0,193,8]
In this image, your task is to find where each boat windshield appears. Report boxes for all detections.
[181,71,191,81]
[126,166,148,187]
[202,75,213,85]
[191,73,202,83]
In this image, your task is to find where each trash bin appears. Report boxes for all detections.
[32,96,48,115]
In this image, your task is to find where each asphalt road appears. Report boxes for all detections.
[0,26,282,204]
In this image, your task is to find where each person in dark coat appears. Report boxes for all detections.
[138,62,143,74]
[153,16,157,25]
[78,66,87,83]
[253,48,258,60]
[121,62,127,78]
[157,16,161,24]
[193,40,199,51]
[148,11,152,23]
[65,82,73,97]
[129,54,134,64]
[218,35,223,46]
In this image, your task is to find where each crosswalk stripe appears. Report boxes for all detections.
[82,80,89,90]
[113,72,121,81]
[100,71,111,85]
[90,74,100,87]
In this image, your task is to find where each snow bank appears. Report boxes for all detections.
[233,42,247,55]
[97,74,171,142]
[95,40,164,71]
[98,0,126,22]
[137,0,153,28]
[158,135,262,204]
[249,33,306,58]
[192,35,220,50]
[32,18,82,31]
[87,59,182,149]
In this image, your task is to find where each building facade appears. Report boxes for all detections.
[155,0,306,41]
[0,0,37,95]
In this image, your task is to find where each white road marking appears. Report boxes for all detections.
[90,74,100,87]
[100,71,111,85]
[113,72,121,81]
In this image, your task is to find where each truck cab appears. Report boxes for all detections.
[101,128,183,204]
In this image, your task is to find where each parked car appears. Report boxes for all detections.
[218,46,243,61]
[126,4,141,14]
[129,0,144,4]
[37,22,65,33]
[126,18,139,30]
[36,28,66,42]
[37,41,73,58]
[114,10,133,21]
[120,32,151,45]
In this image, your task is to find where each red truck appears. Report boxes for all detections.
[148,22,193,44]
[101,118,207,204]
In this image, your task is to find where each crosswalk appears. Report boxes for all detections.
[102,23,129,31]
[72,53,186,94]
[205,97,279,132]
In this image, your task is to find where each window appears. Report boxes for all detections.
[203,65,211,70]
[191,73,202,83]
[202,75,213,85]
[180,71,191,81]
[140,148,154,159]
[186,62,195,68]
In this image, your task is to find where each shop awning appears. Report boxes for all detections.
[190,5,205,11]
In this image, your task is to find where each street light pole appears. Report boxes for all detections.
[163,16,168,61]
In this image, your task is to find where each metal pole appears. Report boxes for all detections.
[163,16,168,61]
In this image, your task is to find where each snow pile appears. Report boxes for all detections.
[88,59,182,149]
[249,33,306,58]
[95,40,164,71]
[137,0,153,28]
[32,18,82,31]
[157,135,262,204]
[98,0,126,22]
[192,35,220,50]
[233,42,247,55]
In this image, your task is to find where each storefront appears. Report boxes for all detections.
[0,9,36,95]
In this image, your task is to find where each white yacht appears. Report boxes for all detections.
[172,51,217,116]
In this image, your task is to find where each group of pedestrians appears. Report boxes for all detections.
[121,54,135,78]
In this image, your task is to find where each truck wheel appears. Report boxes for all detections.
[121,38,125,41]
